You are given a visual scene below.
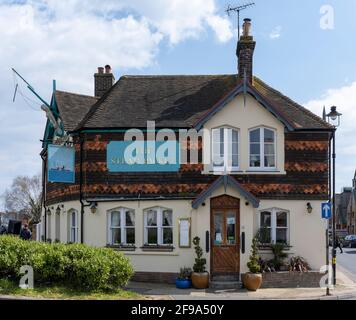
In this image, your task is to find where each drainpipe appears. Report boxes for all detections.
[79,134,85,244]
[41,151,47,241]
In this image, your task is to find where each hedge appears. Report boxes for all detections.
[0,235,134,290]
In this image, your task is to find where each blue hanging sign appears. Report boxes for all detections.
[47,144,75,183]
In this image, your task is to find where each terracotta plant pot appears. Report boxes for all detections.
[242,273,262,291]
[191,272,209,289]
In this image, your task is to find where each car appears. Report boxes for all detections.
[343,235,356,248]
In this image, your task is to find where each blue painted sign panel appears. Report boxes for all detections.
[107,141,180,172]
[322,202,331,219]
[48,145,75,183]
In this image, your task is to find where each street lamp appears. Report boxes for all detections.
[326,105,342,288]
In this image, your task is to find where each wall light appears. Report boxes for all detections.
[307,203,313,214]
[90,202,98,214]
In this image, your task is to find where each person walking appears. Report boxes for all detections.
[335,236,343,254]
[19,224,32,240]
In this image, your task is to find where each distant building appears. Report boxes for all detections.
[347,171,356,234]
[335,188,352,231]
[0,211,28,226]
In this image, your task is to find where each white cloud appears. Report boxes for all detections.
[0,0,233,196]
[305,82,356,190]
[269,25,282,39]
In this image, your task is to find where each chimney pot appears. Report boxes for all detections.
[242,18,252,37]
[105,65,112,74]
[98,67,104,74]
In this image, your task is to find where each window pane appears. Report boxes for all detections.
[125,228,135,244]
[71,228,76,242]
[264,155,275,167]
[214,212,223,245]
[258,227,271,243]
[111,212,120,227]
[276,211,287,227]
[264,144,275,155]
[276,229,287,244]
[147,228,157,244]
[250,155,261,167]
[71,212,76,226]
[125,210,135,226]
[250,143,260,154]
[163,210,172,226]
[232,129,238,144]
[212,128,224,166]
[163,228,173,245]
[250,129,260,143]
[226,212,236,244]
[146,210,157,226]
[111,228,121,245]
[264,129,275,143]
[261,212,271,227]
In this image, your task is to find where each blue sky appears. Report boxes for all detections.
[0,0,355,203]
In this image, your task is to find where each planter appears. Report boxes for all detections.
[242,273,262,291]
[175,279,192,289]
[191,272,209,289]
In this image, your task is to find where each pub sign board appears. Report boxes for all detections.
[47,144,75,183]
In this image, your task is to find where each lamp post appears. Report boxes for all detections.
[326,106,342,287]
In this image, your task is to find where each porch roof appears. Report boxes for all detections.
[191,175,260,209]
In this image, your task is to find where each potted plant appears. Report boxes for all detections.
[191,236,209,289]
[270,243,288,271]
[176,267,192,289]
[243,236,262,291]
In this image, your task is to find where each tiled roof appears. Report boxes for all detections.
[55,91,98,131]
[68,75,332,131]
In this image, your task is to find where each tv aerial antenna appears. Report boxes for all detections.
[226,2,255,37]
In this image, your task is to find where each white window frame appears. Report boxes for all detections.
[249,127,277,171]
[107,208,135,245]
[211,127,240,172]
[144,207,173,246]
[258,208,289,244]
[69,210,79,243]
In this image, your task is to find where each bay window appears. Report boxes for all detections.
[108,208,135,245]
[259,208,289,244]
[249,127,276,169]
[212,127,239,171]
[144,207,173,246]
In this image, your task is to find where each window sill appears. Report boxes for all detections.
[141,245,174,252]
[258,244,292,251]
[106,244,136,251]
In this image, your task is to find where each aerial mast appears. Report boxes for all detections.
[226,2,255,37]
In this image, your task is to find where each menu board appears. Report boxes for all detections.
[179,218,191,248]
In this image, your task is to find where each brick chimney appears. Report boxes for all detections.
[237,18,256,83]
[94,65,115,97]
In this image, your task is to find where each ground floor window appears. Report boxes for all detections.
[258,208,289,244]
[108,208,135,245]
[144,207,173,246]
[69,209,79,243]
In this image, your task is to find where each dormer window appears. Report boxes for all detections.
[249,127,276,170]
[212,127,239,172]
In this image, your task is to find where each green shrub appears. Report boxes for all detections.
[247,237,261,273]
[0,235,134,291]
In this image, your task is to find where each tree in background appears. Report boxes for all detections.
[2,174,42,224]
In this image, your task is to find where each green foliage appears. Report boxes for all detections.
[192,237,206,273]
[178,267,192,280]
[270,243,288,270]
[247,236,261,273]
[0,235,134,290]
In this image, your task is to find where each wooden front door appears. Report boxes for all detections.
[210,195,240,275]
